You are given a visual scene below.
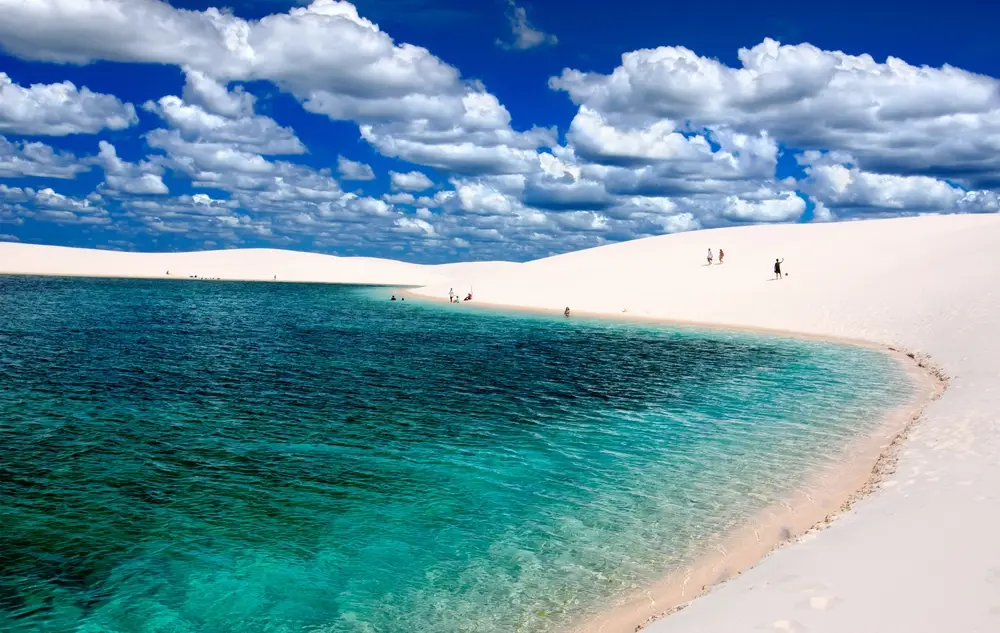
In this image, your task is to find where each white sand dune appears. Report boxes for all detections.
[0,242,511,287]
[3,213,999,633]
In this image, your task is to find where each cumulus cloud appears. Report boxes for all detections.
[138,105,407,242]
[798,154,1000,218]
[389,170,434,191]
[0,0,551,175]
[337,155,375,180]
[352,93,556,174]
[0,184,110,225]
[550,38,1000,189]
[142,77,329,202]
[721,192,805,222]
[0,136,91,179]
[496,1,557,51]
[1,4,998,259]
[95,141,169,196]
[143,71,305,156]
[0,72,137,136]
[394,215,438,237]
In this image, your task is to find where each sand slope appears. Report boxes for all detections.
[3,213,999,632]
[0,242,511,287]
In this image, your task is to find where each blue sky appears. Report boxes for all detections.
[1,0,998,262]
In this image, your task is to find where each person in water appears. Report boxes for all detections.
[707,248,714,265]
[718,249,725,264]
[774,258,784,279]
[564,307,571,317]
[391,294,397,301]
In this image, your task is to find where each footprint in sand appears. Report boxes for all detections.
[770,619,808,632]
[798,595,841,612]
[987,567,1000,586]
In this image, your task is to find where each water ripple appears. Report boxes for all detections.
[0,276,910,633]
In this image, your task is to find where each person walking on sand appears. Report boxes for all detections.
[718,249,724,264]
[449,287,454,303]
[774,258,784,279]
[707,248,714,265]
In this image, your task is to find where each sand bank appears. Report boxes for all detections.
[4,213,999,632]
[0,242,512,287]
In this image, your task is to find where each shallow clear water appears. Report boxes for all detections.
[0,276,911,633]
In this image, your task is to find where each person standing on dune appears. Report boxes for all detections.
[774,258,784,279]
[719,249,725,264]
[707,248,714,265]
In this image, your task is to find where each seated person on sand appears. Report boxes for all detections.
[564,307,571,317]
[465,293,473,301]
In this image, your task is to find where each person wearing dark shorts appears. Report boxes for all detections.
[774,258,784,279]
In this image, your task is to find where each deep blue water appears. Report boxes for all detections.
[0,276,911,633]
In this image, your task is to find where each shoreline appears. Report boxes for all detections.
[402,288,901,352]
[402,288,948,633]
[571,348,945,633]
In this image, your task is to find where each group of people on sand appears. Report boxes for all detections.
[706,248,786,279]
[433,250,786,318]
[448,288,472,303]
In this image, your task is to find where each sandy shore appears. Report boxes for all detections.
[0,242,512,287]
[4,213,999,632]
[568,349,945,633]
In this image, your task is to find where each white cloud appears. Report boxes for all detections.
[143,71,305,156]
[181,67,252,118]
[0,0,552,175]
[394,215,438,237]
[550,38,1000,188]
[95,141,169,195]
[362,124,549,174]
[721,192,805,222]
[337,155,375,180]
[566,106,711,165]
[799,158,1000,216]
[496,1,557,51]
[0,135,91,179]
[0,72,137,136]
[352,93,556,174]
[389,170,434,191]
[1,184,110,225]
[142,78,322,198]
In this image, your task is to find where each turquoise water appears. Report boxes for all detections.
[0,276,911,633]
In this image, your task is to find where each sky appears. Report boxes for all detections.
[0,0,998,262]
